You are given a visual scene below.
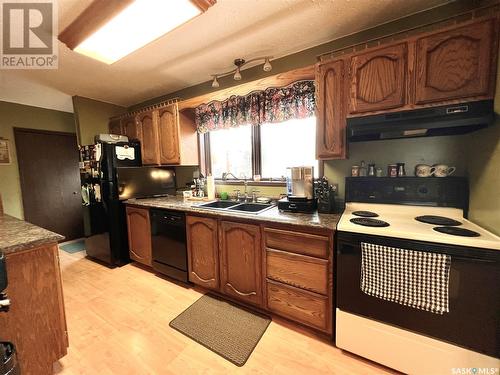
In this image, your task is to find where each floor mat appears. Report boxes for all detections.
[60,240,85,254]
[169,293,271,367]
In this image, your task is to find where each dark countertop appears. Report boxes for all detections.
[127,196,341,231]
[0,214,64,255]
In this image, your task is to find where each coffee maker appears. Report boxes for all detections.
[278,166,317,213]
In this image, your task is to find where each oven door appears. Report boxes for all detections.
[336,231,500,359]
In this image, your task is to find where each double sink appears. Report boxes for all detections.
[196,200,275,214]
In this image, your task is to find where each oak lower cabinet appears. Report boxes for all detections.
[264,227,333,334]
[186,215,219,290]
[415,19,496,104]
[126,206,152,266]
[184,216,333,335]
[219,221,262,307]
[0,243,68,375]
[315,59,347,160]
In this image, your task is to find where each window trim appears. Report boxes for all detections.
[199,118,323,181]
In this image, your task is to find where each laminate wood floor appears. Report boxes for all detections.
[55,250,397,375]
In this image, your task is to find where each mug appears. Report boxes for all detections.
[433,164,456,177]
[415,164,436,177]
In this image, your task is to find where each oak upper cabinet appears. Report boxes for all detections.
[186,215,219,290]
[137,110,159,165]
[158,104,181,165]
[316,59,346,160]
[121,115,139,141]
[415,19,496,104]
[219,221,262,306]
[349,43,407,113]
[126,206,152,266]
[109,118,122,135]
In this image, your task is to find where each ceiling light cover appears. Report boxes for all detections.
[74,0,201,64]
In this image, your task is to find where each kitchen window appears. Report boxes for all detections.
[196,80,317,181]
[207,117,318,180]
[209,125,252,179]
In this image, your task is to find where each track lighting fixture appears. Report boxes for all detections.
[210,56,272,88]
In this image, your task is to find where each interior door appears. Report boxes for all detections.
[14,128,83,240]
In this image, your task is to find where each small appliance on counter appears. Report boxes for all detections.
[278,166,317,213]
[0,252,21,375]
[315,177,337,214]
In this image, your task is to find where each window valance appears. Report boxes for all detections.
[195,80,315,133]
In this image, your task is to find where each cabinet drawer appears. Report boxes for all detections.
[264,228,330,259]
[266,249,328,295]
[267,280,328,332]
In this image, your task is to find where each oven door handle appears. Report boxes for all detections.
[452,256,497,263]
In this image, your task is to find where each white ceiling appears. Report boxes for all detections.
[0,0,452,112]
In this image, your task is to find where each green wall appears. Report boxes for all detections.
[0,101,76,219]
[466,49,500,235]
[73,96,126,146]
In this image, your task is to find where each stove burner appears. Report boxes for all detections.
[352,211,379,218]
[350,218,389,227]
[433,226,480,237]
[416,215,462,226]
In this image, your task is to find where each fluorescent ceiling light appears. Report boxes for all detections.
[74,0,201,64]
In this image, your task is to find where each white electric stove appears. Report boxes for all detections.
[335,177,500,374]
[338,202,500,250]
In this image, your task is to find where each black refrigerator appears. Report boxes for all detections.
[81,140,141,266]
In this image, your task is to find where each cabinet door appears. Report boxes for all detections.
[349,43,407,113]
[219,221,262,306]
[186,216,219,290]
[158,104,181,165]
[126,206,152,266]
[108,118,122,135]
[316,59,346,159]
[415,19,495,104]
[121,115,138,141]
[137,111,159,165]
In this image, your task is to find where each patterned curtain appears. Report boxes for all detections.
[195,80,315,133]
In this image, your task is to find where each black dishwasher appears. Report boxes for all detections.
[150,209,189,283]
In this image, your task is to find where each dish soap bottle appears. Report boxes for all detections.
[206,174,215,200]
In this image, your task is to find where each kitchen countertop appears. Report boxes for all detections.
[0,214,64,254]
[127,196,341,230]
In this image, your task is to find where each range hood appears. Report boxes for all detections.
[347,100,494,142]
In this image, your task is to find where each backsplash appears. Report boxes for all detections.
[324,134,468,200]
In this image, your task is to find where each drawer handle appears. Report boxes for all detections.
[226,283,257,296]
[191,271,215,283]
